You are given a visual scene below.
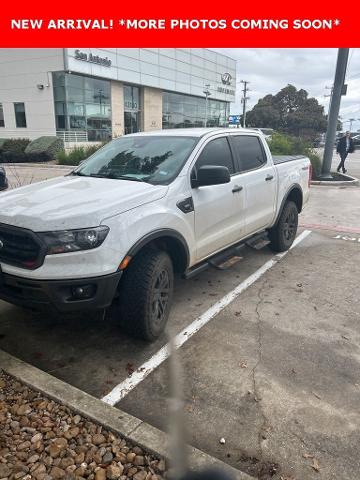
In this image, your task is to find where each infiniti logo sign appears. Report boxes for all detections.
[221,73,232,85]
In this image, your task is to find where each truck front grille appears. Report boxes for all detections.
[0,223,45,270]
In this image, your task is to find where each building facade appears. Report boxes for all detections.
[0,48,236,142]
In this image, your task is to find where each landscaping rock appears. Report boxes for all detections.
[0,371,166,480]
[92,434,106,446]
[106,464,123,479]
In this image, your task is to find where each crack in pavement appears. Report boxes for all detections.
[290,428,314,452]
[250,279,271,458]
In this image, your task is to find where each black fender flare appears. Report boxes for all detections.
[126,228,190,271]
[272,184,303,227]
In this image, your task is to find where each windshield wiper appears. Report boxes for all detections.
[89,173,118,179]
[69,171,88,177]
[116,175,147,183]
[89,173,147,182]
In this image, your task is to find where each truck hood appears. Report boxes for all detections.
[0,176,168,231]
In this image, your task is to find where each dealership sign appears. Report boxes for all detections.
[221,72,232,85]
[218,72,235,94]
[74,49,112,67]
[228,115,241,124]
[218,86,235,95]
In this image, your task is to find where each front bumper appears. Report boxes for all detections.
[0,270,122,313]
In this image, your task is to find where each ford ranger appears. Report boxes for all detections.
[0,128,311,341]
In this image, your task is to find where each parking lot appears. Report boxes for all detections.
[1,154,360,479]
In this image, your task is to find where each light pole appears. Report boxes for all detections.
[342,118,357,132]
[203,84,211,127]
[94,89,108,115]
[240,80,250,128]
[320,48,349,179]
[324,85,333,117]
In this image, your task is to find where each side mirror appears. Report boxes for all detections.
[192,165,231,188]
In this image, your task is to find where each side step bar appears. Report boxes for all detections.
[183,231,270,279]
[246,231,271,250]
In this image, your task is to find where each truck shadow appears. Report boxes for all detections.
[0,246,274,398]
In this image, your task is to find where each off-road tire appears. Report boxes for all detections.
[116,249,174,341]
[268,200,298,252]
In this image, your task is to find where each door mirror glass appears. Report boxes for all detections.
[193,165,231,187]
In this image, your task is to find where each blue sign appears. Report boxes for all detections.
[228,115,241,124]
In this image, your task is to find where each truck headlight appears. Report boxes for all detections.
[39,226,109,255]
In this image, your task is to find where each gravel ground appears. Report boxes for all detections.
[0,371,166,480]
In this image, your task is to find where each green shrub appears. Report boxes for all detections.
[306,150,322,177]
[267,132,312,155]
[25,136,64,162]
[0,139,7,149]
[2,138,30,153]
[267,132,322,178]
[57,144,105,166]
[267,133,294,155]
[0,138,31,163]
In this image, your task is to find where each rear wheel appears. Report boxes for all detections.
[115,249,174,341]
[268,200,298,252]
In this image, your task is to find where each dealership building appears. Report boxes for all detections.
[0,48,236,143]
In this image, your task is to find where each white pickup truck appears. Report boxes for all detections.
[0,128,311,341]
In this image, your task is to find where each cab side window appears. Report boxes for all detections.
[232,136,266,172]
[195,137,234,174]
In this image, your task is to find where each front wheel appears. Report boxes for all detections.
[115,249,174,341]
[268,200,298,252]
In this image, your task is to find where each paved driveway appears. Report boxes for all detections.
[2,163,72,189]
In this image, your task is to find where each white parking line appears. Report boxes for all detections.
[102,230,312,406]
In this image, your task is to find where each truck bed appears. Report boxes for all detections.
[273,155,307,165]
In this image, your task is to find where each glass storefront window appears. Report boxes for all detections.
[53,72,112,141]
[124,112,139,135]
[124,85,141,134]
[124,85,139,111]
[162,92,229,130]
[0,103,5,128]
[14,103,27,128]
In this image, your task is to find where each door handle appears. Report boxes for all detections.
[232,185,243,193]
[265,175,274,181]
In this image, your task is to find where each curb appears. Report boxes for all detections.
[311,172,359,186]
[0,349,255,480]
[0,163,74,170]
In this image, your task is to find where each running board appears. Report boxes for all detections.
[245,232,270,250]
[183,244,245,279]
[183,262,209,279]
[183,230,270,280]
[208,244,244,270]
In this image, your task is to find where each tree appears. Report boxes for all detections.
[246,85,328,138]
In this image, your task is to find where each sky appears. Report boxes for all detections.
[213,48,360,132]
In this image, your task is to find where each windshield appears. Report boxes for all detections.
[74,135,198,185]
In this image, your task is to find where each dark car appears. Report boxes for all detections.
[0,166,8,191]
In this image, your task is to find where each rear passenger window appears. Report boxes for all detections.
[195,137,234,174]
[232,136,266,172]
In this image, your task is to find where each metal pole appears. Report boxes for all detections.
[203,84,211,128]
[242,97,246,128]
[320,48,349,179]
[205,94,208,127]
[241,80,249,128]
